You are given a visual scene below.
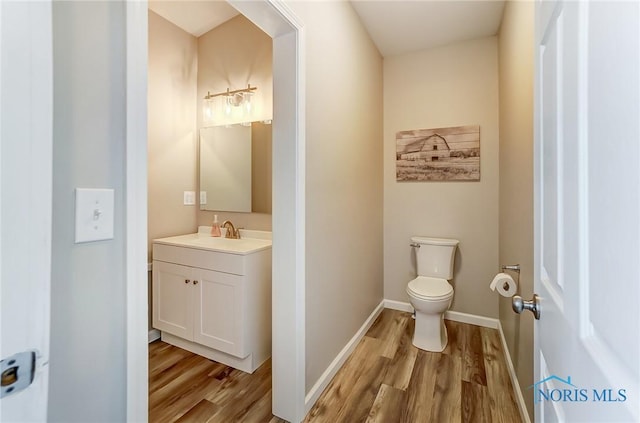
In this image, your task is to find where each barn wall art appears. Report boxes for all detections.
[396,125,480,181]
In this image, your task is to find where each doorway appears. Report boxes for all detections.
[124,1,306,421]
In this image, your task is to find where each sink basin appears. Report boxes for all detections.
[153,228,271,255]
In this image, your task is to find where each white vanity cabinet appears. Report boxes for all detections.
[152,230,271,373]
[153,261,245,356]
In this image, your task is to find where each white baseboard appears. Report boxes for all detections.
[384,300,500,329]
[148,329,160,343]
[497,322,531,423]
[444,310,499,329]
[304,300,385,414]
[383,299,414,313]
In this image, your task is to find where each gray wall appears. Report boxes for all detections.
[287,1,384,393]
[498,1,535,420]
[49,2,127,421]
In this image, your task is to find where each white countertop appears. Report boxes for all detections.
[153,228,272,255]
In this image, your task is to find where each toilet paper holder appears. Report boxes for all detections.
[501,264,520,273]
[498,264,540,319]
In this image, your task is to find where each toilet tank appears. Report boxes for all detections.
[412,237,459,279]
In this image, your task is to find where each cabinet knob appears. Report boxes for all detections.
[185,279,190,284]
[193,280,199,285]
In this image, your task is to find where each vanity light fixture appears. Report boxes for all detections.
[203,84,257,121]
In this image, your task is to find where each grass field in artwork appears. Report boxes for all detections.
[396,157,480,181]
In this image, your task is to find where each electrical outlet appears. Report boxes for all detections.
[183,191,196,205]
[200,191,207,205]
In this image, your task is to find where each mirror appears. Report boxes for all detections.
[199,122,272,213]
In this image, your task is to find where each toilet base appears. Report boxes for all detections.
[412,310,448,352]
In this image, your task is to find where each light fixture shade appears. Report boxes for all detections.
[225,95,233,116]
[244,91,254,115]
[203,98,214,123]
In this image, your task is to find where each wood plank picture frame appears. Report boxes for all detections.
[396,125,480,181]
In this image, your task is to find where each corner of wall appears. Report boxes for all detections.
[194,14,274,232]
[497,1,535,421]
[288,0,384,395]
[147,11,199,258]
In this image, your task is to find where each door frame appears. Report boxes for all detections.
[124,1,307,422]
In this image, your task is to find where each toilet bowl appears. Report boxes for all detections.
[407,277,454,352]
[407,237,459,352]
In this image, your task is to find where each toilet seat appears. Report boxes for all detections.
[407,277,453,301]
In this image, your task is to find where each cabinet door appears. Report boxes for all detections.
[152,261,193,339]
[192,268,245,357]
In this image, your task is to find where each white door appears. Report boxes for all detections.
[534,1,639,421]
[0,1,52,421]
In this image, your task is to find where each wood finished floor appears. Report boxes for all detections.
[148,340,285,423]
[304,310,522,423]
[149,309,522,423]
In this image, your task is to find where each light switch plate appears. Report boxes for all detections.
[75,188,114,243]
[200,191,207,205]
[184,191,196,205]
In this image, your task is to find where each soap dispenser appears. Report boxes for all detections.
[211,214,221,237]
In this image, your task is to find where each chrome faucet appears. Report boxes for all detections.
[221,220,240,239]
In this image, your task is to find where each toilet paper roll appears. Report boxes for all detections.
[489,273,517,297]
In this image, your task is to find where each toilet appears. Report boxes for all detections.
[406,236,459,352]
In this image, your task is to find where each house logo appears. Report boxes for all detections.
[529,375,627,404]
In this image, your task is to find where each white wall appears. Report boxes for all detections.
[287,1,384,393]
[498,1,535,420]
[49,2,127,421]
[148,11,198,260]
[384,37,500,318]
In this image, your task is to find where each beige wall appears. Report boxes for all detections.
[196,15,273,128]
[149,13,272,248]
[498,1,535,420]
[196,15,273,231]
[287,2,384,393]
[384,37,500,318]
[148,11,198,259]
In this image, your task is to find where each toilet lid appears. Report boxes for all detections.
[407,277,453,300]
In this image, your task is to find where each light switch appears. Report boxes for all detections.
[184,191,196,205]
[75,188,114,243]
[200,191,207,205]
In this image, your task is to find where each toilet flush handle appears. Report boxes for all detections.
[410,243,420,248]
